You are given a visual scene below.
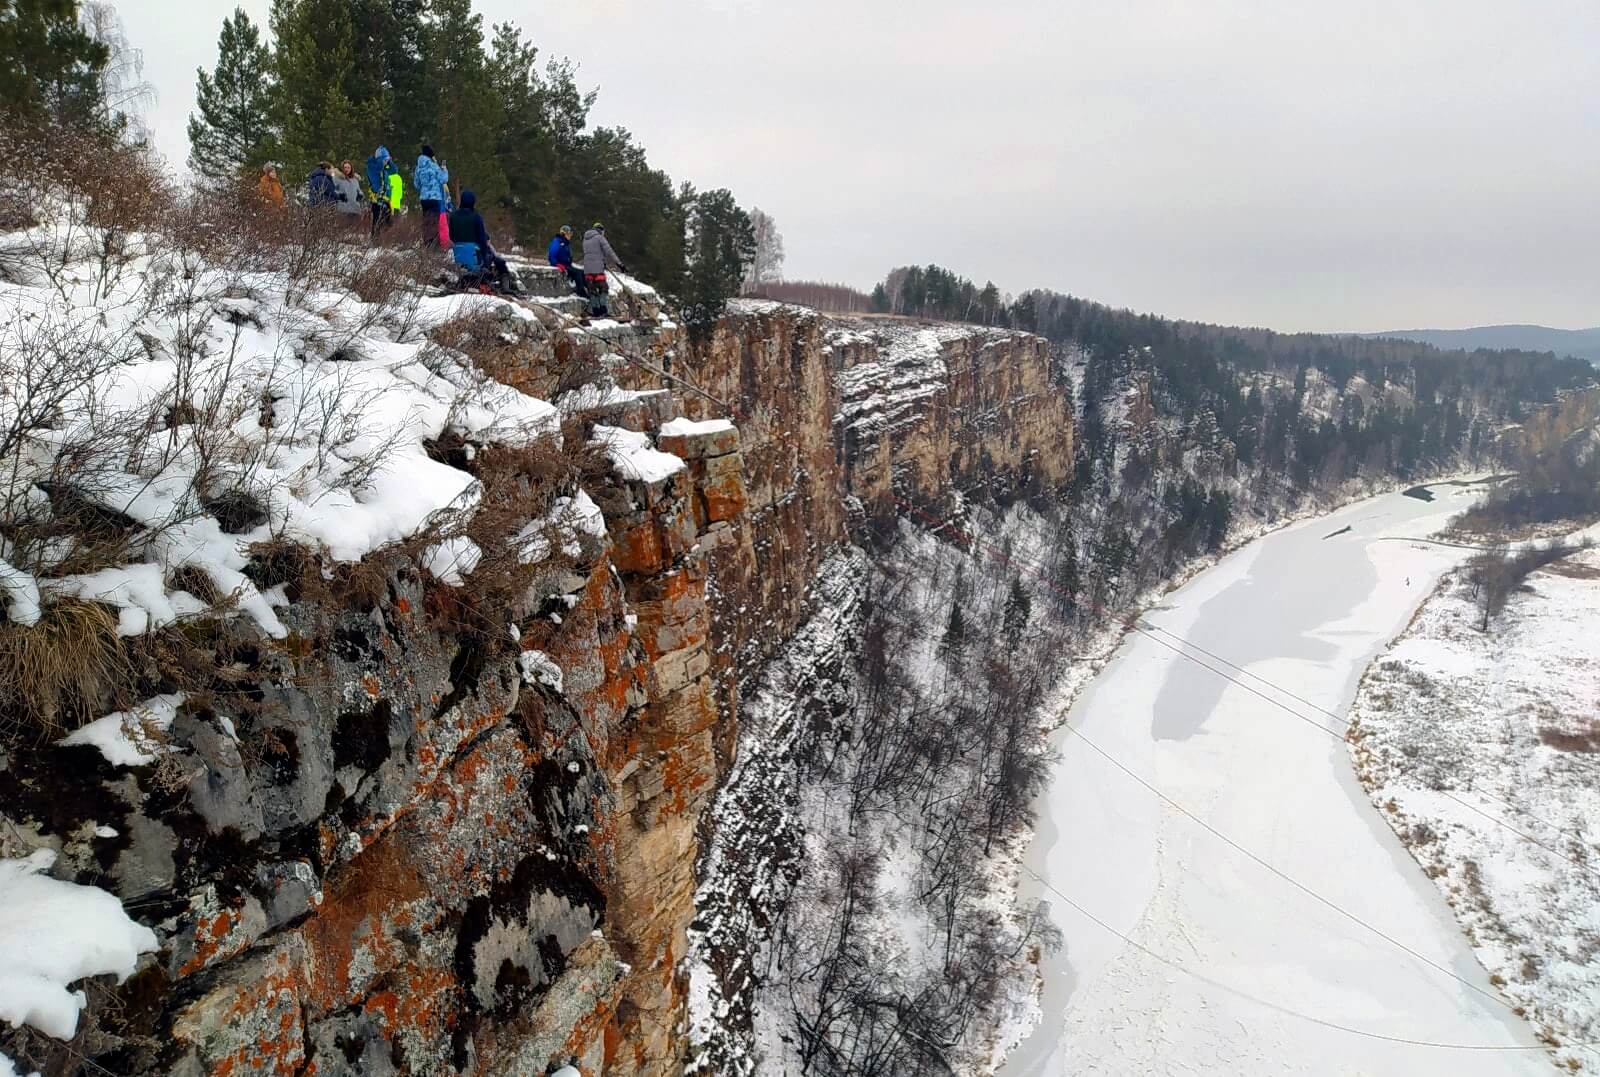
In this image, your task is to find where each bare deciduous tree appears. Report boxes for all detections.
[743,207,785,291]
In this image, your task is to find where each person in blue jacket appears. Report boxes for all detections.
[448,190,517,294]
[364,146,398,237]
[413,145,449,247]
[306,161,337,207]
[546,225,586,298]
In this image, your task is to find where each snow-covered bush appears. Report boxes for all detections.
[0,127,570,736]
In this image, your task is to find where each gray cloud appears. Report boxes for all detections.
[122,0,1598,331]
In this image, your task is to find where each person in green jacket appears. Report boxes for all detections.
[386,168,403,215]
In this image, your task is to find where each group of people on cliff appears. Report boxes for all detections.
[254,146,461,244]
[252,144,629,316]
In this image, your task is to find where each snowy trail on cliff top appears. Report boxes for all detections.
[1000,485,1549,1076]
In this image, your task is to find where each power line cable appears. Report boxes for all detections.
[1060,723,1515,1017]
[890,494,1599,876]
[1018,862,1578,1054]
[1136,617,1589,846]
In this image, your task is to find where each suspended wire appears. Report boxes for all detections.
[1135,617,1586,845]
[890,494,1600,877]
[1018,862,1578,1054]
[1061,723,1513,1016]
[570,310,1600,1056]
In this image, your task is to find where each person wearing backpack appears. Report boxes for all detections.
[414,145,448,247]
[365,147,398,237]
[448,190,518,294]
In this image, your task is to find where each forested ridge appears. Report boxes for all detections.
[874,262,1591,505]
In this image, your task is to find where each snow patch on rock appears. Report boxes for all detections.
[0,849,158,1040]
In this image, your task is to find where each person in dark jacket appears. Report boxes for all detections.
[581,223,627,317]
[307,161,337,207]
[447,190,516,293]
[546,225,586,298]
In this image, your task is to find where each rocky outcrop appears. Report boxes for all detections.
[619,303,1074,758]
[0,297,1069,1076]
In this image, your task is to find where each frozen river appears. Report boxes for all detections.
[1001,485,1550,1075]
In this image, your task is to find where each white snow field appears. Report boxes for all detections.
[1002,484,1554,1076]
[1349,542,1600,1073]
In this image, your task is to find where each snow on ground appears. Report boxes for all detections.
[0,849,158,1039]
[0,201,723,646]
[0,198,718,1066]
[687,550,868,1075]
[593,425,685,485]
[1002,484,1553,1076]
[1348,539,1600,1073]
[0,208,564,643]
[659,416,735,437]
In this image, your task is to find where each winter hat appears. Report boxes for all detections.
[376,145,390,160]
[560,225,573,236]
[593,222,605,232]
[460,190,477,209]
[421,144,434,158]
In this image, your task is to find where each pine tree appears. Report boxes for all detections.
[1002,576,1032,636]
[269,0,387,182]
[1052,540,1081,614]
[1095,525,1133,578]
[676,187,755,343]
[187,8,275,180]
[352,0,431,157]
[421,0,504,207]
[940,603,967,656]
[0,0,110,127]
[487,23,594,241]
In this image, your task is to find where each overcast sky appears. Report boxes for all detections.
[120,0,1597,332]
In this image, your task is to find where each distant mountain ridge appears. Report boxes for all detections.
[1363,325,1600,364]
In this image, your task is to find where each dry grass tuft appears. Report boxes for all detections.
[412,432,610,641]
[428,307,552,397]
[0,601,128,738]
[1538,725,1600,753]
[346,245,439,306]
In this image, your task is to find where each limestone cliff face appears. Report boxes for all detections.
[1,293,1070,1076]
[625,304,1074,762]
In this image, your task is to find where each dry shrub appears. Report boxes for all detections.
[0,121,169,235]
[415,432,610,641]
[301,557,392,614]
[427,307,553,397]
[347,245,438,306]
[553,340,606,401]
[6,489,143,581]
[0,600,128,738]
[1538,725,1600,753]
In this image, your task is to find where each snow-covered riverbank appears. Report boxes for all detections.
[1349,540,1600,1074]
[1001,485,1552,1075]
